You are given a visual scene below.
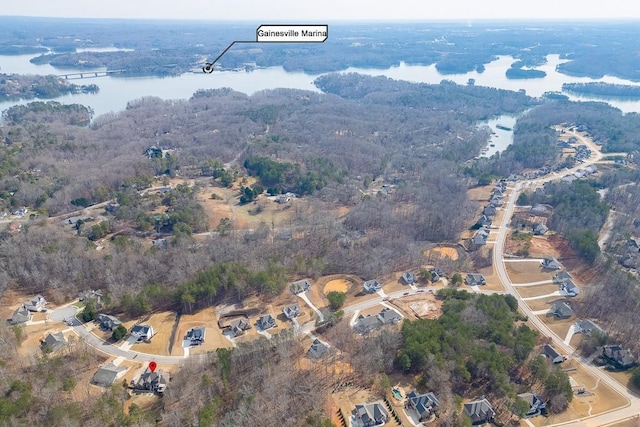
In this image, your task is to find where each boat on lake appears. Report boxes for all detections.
[496,124,512,131]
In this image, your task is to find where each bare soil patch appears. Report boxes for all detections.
[324,279,350,295]
[424,246,459,261]
[517,284,560,299]
[392,293,443,320]
[506,261,554,284]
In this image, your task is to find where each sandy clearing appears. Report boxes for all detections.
[324,279,350,295]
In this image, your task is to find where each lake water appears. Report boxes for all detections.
[2,52,640,155]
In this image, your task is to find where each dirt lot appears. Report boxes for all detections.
[424,246,459,261]
[506,261,555,284]
[324,279,350,294]
[517,284,560,299]
[331,387,400,427]
[171,307,233,356]
[391,293,443,320]
[540,317,575,342]
[467,185,493,203]
[476,264,506,293]
[131,311,177,356]
[314,274,377,310]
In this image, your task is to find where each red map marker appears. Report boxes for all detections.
[149,361,157,373]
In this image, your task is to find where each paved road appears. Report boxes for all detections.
[492,129,640,426]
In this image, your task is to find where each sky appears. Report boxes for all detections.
[2,0,640,21]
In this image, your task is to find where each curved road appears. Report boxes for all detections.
[493,129,640,426]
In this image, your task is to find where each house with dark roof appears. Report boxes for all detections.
[42,332,67,352]
[9,306,31,324]
[97,313,121,331]
[476,215,492,228]
[290,279,312,294]
[553,271,573,285]
[549,301,573,319]
[560,279,579,297]
[226,318,251,337]
[405,390,439,421]
[353,402,388,427]
[256,314,276,331]
[353,314,382,335]
[79,289,104,306]
[517,392,546,418]
[283,304,300,319]
[483,205,497,217]
[533,223,548,235]
[628,238,640,252]
[541,344,565,364]
[400,272,416,285]
[603,345,636,369]
[91,363,128,387]
[132,367,169,394]
[430,267,445,282]
[377,307,402,324]
[465,273,486,286]
[363,280,382,293]
[472,228,490,246]
[575,319,605,337]
[463,398,495,425]
[24,295,46,312]
[541,257,562,270]
[308,338,330,359]
[185,326,205,345]
[130,324,154,342]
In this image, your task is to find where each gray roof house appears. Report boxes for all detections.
[185,326,205,345]
[227,318,251,337]
[465,273,486,287]
[130,324,154,342]
[541,257,562,270]
[10,306,31,324]
[549,301,573,319]
[430,267,444,282]
[97,313,122,331]
[603,345,636,369]
[354,314,382,335]
[553,271,573,284]
[24,295,46,312]
[42,332,67,352]
[560,279,579,297]
[533,223,548,235]
[256,314,276,331]
[363,280,382,293]
[463,398,495,425]
[517,392,546,418]
[541,344,565,364]
[400,272,416,285]
[472,228,490,246]
[91,363,128,387]
[290,279,312,294]
[483,205,497,217]
[575,319,605,337]
[353,402,388,427]
[283,304,300,319]
[308,338,330,359]
[531,204,550,216]
[405,391,439,421]
[377,307,402,324]
[476,215,492,228]
[132,367,169,394]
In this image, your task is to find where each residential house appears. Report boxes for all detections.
[132,367,169,393]
[575,319,605,337]
[290,279,312,294]
[363,280,382,293]
[9,306,31,324]
[377,307,402,324]
[400,272,416,285]
[79,289,104,306]
[463,398,495,425]
[585,165,598,174]
[472,227,490,246]
[24,295,46,312]
[227,318,251,337]
[308,338,330,359]
[130,324,154,342]
[476,215,492,228]
[430,267,445,282]
[541,344,565,364]
[42,332,67,352]
[91,363,128,387]
[353,402,388,427]
[559,279,579,297]
[549,301,573,319]
[275,194,291,204]
[517,392,546,418]
[8,221,22,232]
[465,273,486,287]
[353,314,382,335]
[283,304,300,319]
[256,314,276,331]
[152,239,168,249]
[628,238,640,252]
[533,223,548,235]
[541,257,562,270]
[185,327,205,345]
[489,195,503,206]
[553,271,572,285]
[602,345,636,369]
[405,390,439,421]
[530,204,550,216]
[97,313,122,331]
[483,205,497,217]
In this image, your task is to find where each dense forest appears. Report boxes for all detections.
[563,82,640,98]
[0,74,98,101]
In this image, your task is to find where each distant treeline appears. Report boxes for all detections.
[562,82,640,98]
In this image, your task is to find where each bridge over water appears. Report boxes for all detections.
[58,70,126,80]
